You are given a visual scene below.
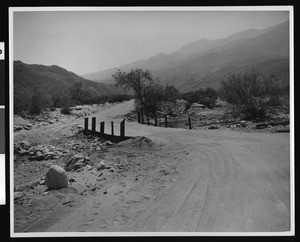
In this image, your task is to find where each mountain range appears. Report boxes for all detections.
[14,60,119,99]
[83,21,289,91]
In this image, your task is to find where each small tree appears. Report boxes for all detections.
[220,70,280,120]
[112,68,165,115]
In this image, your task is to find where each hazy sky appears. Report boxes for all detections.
[13,10,289,75]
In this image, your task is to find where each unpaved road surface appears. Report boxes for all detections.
[14,100,290,232]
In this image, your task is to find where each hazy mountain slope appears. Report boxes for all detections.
[179,58,289,91]
[156,21,289,89]
[83,21,289,91]
[172,27,269,56]
[14,61,118,97]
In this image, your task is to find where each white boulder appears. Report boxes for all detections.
[45,165,68,190]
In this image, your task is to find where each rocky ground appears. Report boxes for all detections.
[13,100,291,233]
[13,102,169,232]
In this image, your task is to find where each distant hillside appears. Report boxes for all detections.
[14,61,117,97]
[83,21,289,91]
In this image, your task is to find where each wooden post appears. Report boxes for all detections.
[84,118,89,131]
[120,119,125,138]
[154,113,157,127]
[137,111,141,123]
[111,121,114,136]
[141,109,144,124]
[100,121,105,135]
[165,115,168,128]
[188,116,192,130]
[92,117,96,133]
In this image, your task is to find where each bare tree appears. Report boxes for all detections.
[112,68,165,115]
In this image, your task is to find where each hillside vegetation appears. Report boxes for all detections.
[14,61,132,114]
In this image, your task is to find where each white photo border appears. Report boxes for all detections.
[9,6,294,237]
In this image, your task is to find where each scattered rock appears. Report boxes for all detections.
[18,148,28,156]
[45,165,68,190]
[20,141,31,149]
[28,156,36,161]
[62,197,74,206]
[42,147,50,154]
[255,123,268,129]
[14,126,23,132]
[14,191,24,201]
[97,160,110,171]
[86,165,93,170]
[69,178,76,183]
[208,125,218,129]
[36,151,44,161]
[103,141,113,146]
[65,153,89,171]
[44,152,56,160]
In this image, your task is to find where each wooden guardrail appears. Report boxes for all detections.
[83,117,131,142]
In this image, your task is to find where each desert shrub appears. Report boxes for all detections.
[181,87,218,108]
[51,89,72,108]
[106,93,133,103]
[61,106,72,115]
[198,96,216,109]
[30,88,53,114]
[95,93,133,104]
[220,70,281,120]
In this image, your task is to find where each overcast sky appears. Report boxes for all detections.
[13,10,289,75]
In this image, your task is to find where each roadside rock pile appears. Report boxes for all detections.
[14,141,68,161]
[64,138,113,152]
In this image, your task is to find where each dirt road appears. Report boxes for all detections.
[15,100,290,232]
